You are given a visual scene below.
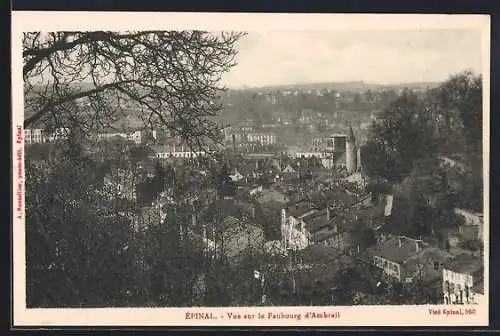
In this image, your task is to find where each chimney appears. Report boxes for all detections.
[281,209,287,227]
[398,237,402,248]
[202,223,207,242]
[356,147,361,171]
[191,213,196,228]
[415,241,420,253]
[326,206,331,222]
[384,195,394,216]
[251,206,255,218]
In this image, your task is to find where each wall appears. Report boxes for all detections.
[281,210,310,251]
[321,232,348,250]
[373,255,401,280]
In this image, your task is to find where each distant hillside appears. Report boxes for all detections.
[235,81,440,92]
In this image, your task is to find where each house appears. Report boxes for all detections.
[279,200,347,252]
[276,185,387,254]
[442,254,484,304]
[195,199,266,261]
[454,208,484,241]
[307,209,349,250]
[280,203,311,251]
[24,128,46,144]
[297,244,356,289]
[281,164,297,174]
[229,168,245,182]
[367,236,454,284]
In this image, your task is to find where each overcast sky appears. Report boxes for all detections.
[221,29,483,88]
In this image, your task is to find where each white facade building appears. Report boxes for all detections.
[97,130,142,144]
[280,209,310,251]
[224,131,277,146]
[442,254,483,305]
[155,151,207,159]
[24,128,70,144]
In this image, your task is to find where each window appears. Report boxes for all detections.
[434,261,439,270]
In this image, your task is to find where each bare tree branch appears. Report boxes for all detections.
[24,30,246,149]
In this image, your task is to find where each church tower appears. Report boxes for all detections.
[346,126,357,174]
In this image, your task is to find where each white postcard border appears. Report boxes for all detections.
[12,11,491,327]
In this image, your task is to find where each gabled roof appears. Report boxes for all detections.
[367,236,425,263]
[282,164,297,173]
[444,254,483,275]
[302,208,329,233]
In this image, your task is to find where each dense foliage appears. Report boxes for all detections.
[363,71,483,212]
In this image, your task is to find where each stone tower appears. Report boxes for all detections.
[346,126,357,174]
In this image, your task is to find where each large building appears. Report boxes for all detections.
[24,128,70,144]
[96,129,157,145]
[224,127,277,147]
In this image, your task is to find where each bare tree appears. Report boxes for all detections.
[23,31,246,149]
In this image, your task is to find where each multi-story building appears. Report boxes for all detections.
[247,133,277,146]
[367,236,454,284]
[25,128,70,144]
[24,128,46,144]
[154,150,207,159]
[442,254,484,305]
[224,127,277,147]
[97,130,143,145]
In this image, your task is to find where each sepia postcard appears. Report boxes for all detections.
[12,12,490,327]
